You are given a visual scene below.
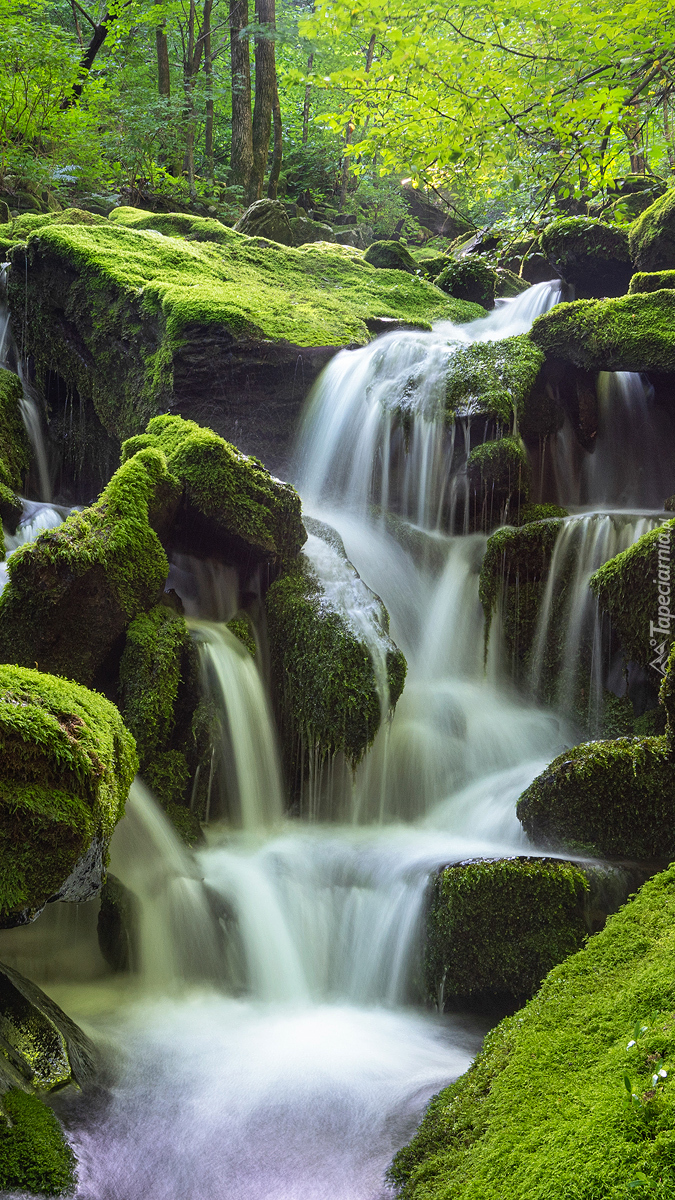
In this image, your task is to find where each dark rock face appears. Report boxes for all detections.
[97,874,139,972]
[234,199,295,245]
[540,217,632,299]
[0,959,97,1094]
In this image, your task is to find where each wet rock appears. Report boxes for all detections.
[234,199,295,245]
[0,665,137,926]
[540,217,632,298]
[530,290,675,374]
[435,257,496,307]
[466,435,530,531]
[630,188,675,272]
[589,518,675,668]
[0,958,96,1093]
[0,369,30,551]
[97,874,139,972]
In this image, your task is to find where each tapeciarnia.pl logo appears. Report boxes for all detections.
[650,527,673,677]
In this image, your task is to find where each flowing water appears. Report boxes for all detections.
[0,264,52,502]
[4,279,667,1198]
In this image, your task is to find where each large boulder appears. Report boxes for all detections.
[516,735,674,858]
[589,519,675,669]
[540,217,632,298]
[0,664,137,926]
[629,188,675,272]
[7,221,479,475]
[363,239,418,273]
[436,257,496,307]
[234,199,295,245]
[0,447,180,685]
[390,863,675,1200]
[290,216,336,245]
[425,857,589,1006]
[530,290,675,373]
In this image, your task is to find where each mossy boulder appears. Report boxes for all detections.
[121,414,305,564]
[265,554,406,774]
[363,240,418,274]
[290,216,336,245]
[540,216,632,298]
[0,369,31,548]
[629,269,675,294]
[629,188,675,272]
[7,221,479,470]
[0,665,137,925]
[0,207,106,252]
[436,257,496,307]
[499,236,557,284]
[390,862,675,1200]
[445,336,545,428]
[426,857,589,1006]
[233,198,295,245]
[108,206,235,244]
[494,266,530,297]
[0,958,96,1094]
[589,519,675,669]
[530,290,675,373]
[516,735,675,858]
[0,447,180,685]
[466,436,530,531]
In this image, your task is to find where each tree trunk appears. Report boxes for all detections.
[664,94,675,169]
[267,79,282,198]
[204,5,214,180]
[249,0,276,204]
[156,0,171,99]
[302,52,313,144]
[63,13,113,106]
[185,0,197,199]
[229,0,253,193]
[339,122,353,211]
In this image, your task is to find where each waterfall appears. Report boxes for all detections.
[0,498,71,593]
[0,265,52,502]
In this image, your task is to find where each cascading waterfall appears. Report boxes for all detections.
[0,498,71,593]
[0,264,52,502]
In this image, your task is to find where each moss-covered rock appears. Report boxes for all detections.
[226,613,256,656]
[0,665,137,925]
[265,555,406,773]
[426,857,589,1006]
[389,862,675,1200]
[466,435,530,530]
[530,290,675,373]
[540,216,632,298]
[436,257,496,307]
[290,216,336,245]
[108,206,235,244]
[516,735,674,858]
[445,336,545,428]
[494,266,530,297]
[0,369,31,549]
[0,1089,75,1196]
[363,239,418,273]
[0,447,180,684]
[0,207,106,253]
[0,958,96,1094]
[629,269,675,293]
[121,414,305,563]
[589,519,675,669]
[515,502,569,524]
[6,222,479,460]
[630,187,675,272]
[233,198,295,245]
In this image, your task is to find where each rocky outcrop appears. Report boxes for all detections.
[444,336,546,431]
[0,665,137,926]
[540,217,632,298]
[529,290,675,374]
[363,239,419,273]
[589,518,675,669]
[629,188,675,272]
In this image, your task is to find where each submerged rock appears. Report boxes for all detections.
[516,736,675,859]
[529,290,675,373]
[0,665,137,926]
[391,863,675,1199]
[425,857,589,1006]
[629,188,675,272]
[540,216,632,298]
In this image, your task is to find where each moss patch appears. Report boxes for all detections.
[530,290,675,373]
[0,447,180,684]
[445,336,545,428]
[629,188,675,272]
[121,414,305,561]
[590,520,675,669]
[7,222,479,441]
[226,614,256,657]
[0,369,31,548]
[390,862,675,1200]
[436,257,496,307]
[0,1089,75,1196]
[516,735,674,858]
[426,857,589,1005]
[0,664,137,924]
[629,270,675,293]
[363,240,418,274]
[265,555,406,770]
[108,206,236,244]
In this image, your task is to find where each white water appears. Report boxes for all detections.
[0,264,52,502]
[0,497,71,593]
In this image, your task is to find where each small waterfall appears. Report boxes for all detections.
[0,265,52,502]
[297,281,562,530]
[551,372,675,508]
[191,621,284,829]
[0,498,71,593]
[528,511,661,722]
[108,780,222,989]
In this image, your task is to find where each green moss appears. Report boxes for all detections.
[540,217,631,297]
[466,435,530,530]
[494,266,530,297]
[119,604,190,766]
[426,857,589,1004]
[0,369,30,550]
[516,735,674,858]
[0,664,137,923]
[630,188,675,272]
[108,206,236,244]
[363,239,418,273]
[389,862,675,1200]
[445,336,545,427]
[629,270,675,293]
[164,798,203,846]
[265,556,406,770]
[0,207,106,248]
[530,290,675,372]
[414,253,449,279]
[0,447,180,683]
[7,223,479,441]
[122,414,305,560]
[226,615,256,657]
[436,257,496,307]
[590,520,675,669]
[0,1089,75,1196]
[515,502,569,524]
[659,643,675,742]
